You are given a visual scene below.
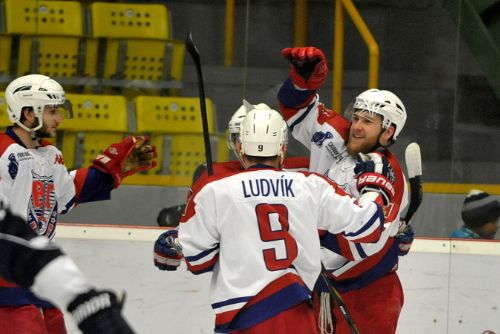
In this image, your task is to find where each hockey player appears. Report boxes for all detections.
[154,100,308,232]
[0,74,156,334]
[153,100,309,268]
[157,106,392,333]
[0,200,135,334]
[278,46,412,333]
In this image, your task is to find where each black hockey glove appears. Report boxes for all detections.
[67,289,135,334]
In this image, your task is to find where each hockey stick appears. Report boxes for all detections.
[403,142,423,224]
[156,204,186,227]
[319,144,423,333]
[320,264,360,334]
[185,32,214,176]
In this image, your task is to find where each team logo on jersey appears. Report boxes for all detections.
[28,172,57,239]
[325,141,346,163]
[311,131,333,147]
[8,153,18,179]
[54,154,64,165]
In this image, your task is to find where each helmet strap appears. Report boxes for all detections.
[378,125,396,148]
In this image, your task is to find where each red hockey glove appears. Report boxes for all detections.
[282,46,328,90]
[91,136,158,188]
[354,152,395,205]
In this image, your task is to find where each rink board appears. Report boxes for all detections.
[56,224,500,334]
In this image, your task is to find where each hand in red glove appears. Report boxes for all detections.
[282,46,328,90]
[354,152,395,206]
[91,136,158,188]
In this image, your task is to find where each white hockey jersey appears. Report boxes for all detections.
[0,127,113,307]
[0,128,114,307]
[1,136,77,240]
[178,166,385,332]
[278,79,409,291]
[0,129,114,240]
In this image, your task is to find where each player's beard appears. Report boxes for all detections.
[346,134,380,155]
[34,121,54,139]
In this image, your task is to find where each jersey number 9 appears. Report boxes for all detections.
[256,203,298,271]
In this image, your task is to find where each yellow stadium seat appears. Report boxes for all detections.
[57,94,129,169]
[0,92,12,129]
[135,96,215,134]
[168,134,213,178]
[62,94,129,132]
[133,96,228,184]
[89,2,170,39]
[3,0,84,36]
[88,2,183,96]
[16,35,98,81]
[101,38,185,95]
[2,0,95,91]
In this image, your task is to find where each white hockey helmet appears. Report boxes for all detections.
[227,100,273,150]
[5,74,67,132]
[239,106,287,158]
[352,89,407,140]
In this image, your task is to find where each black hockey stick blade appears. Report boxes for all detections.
[403,143,423,223]
[185,32,214,175]
[185,32,200,63]
[157,204,186,227]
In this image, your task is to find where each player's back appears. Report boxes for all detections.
[180,165,385,330]
[180,167,325,329]
[184,167,323,290]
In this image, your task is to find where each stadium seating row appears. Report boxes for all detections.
[0,0,184,97]
[0,93,228,186]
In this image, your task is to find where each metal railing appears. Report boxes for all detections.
[333,0,379,112]
[222,0,379,113]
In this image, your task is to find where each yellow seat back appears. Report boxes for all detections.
[168,134,210,178]
[89,2,169,39]
[87,2,180,96]
[103,38,185,82]
[4,0,83,36]
[135,96,215,133]
[133,96,228,183]
[61,94,128,132]
[0,92,11,129]
[16,36,98,79]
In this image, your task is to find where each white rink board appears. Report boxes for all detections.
[56,224,500,334]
